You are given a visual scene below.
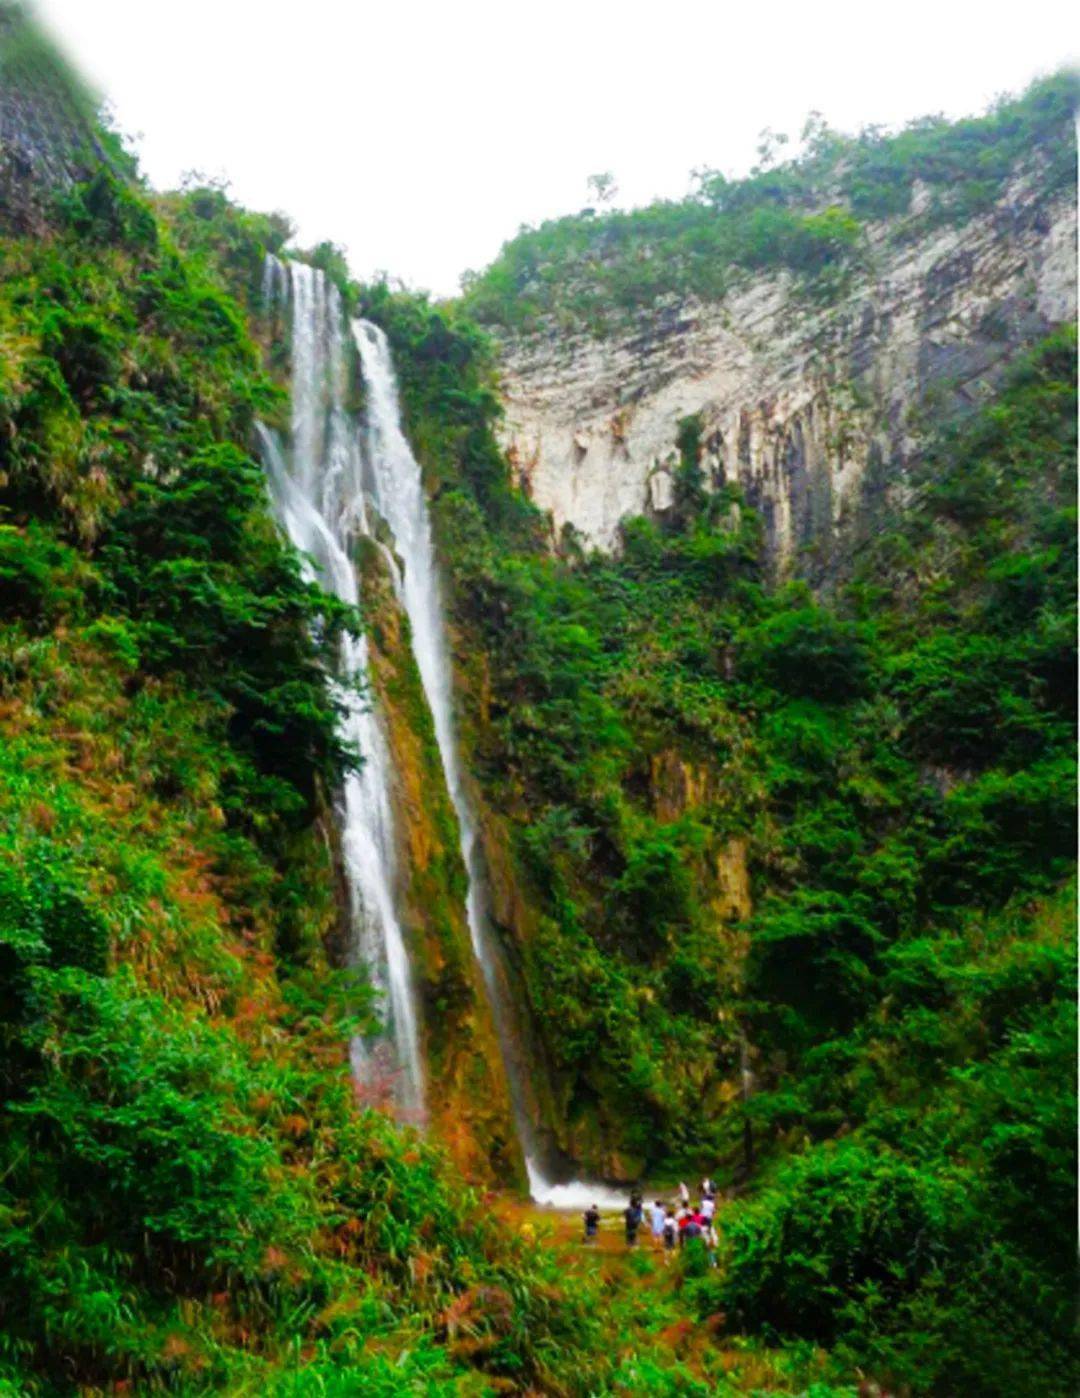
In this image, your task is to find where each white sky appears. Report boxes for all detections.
[32,0,1077,297]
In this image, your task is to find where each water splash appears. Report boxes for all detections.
[525,1161,629,1213]
[259,260,424,1122]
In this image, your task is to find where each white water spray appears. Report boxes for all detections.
[525,1170,629,1212]
[259,261,424,1122]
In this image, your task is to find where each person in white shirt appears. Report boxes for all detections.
[662,1208,678,1262]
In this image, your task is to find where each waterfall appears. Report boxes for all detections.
[259,260,424,1122]
[351,323,489,967]
[351,320,530,1131]
[258,253,619,1201]
[353,320,622,1207]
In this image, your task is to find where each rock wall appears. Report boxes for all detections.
[358,539,522,1183]
[0,5,105,232]
[497,169,1076,567]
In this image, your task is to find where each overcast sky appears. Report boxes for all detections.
[33,0,1077,297]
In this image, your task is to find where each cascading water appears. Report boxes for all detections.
[353,320,624,1208]
[259,252,618,1202]
[258,259,424,1122]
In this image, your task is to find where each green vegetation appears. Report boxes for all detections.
[0,167,361,884]
[461,72,1077,335]
[0,164,678,1394]
[0,14,1074,1390]
[371,273,1076,1392]
[702,887,1076,1395]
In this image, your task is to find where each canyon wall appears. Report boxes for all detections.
[497,169,1076,568]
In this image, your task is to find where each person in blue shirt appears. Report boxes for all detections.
[649,1198,666,1248]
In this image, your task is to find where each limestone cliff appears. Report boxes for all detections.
[497,168,1076,567]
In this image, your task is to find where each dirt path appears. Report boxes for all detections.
[487,1196,834,1392]
[492,1195,687,1284]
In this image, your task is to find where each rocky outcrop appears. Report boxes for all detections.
[497,169,1076,567]
[0,5,106,232]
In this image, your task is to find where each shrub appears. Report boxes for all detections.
[741,605,872,702]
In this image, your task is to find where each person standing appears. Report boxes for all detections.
[705,1219,719,1268]
[662,1207,678,1262]
[583,1204,600,1244]
[678,1181,690,1206]
[650,1199,666,1249]
[623,1198,642,1247]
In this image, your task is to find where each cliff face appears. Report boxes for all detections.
[0,5,108,231]
[357,539,522,1183]
[497,169,1076,566]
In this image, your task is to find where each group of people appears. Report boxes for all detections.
[582,1177,720,1264]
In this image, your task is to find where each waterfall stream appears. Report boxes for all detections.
[259,256,615,1203]
[259,260,424,1122]
[353,321,619,1207]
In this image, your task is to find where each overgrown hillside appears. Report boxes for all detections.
[366,282,1077,1391]
[461,72,1077,337]
[0,108,675,1398]
[0,9,1075,1394]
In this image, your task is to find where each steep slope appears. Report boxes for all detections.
[374,274,1077,1392]
[0,19,636,1392]
[471,77,1077,567]
[1,8,1075,1394]
[358,533,522,1173]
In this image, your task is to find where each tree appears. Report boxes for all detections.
[586,171,618,205]
[691,164,728,209]
[753,127,790,171]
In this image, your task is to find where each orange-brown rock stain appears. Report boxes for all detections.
[358,538,521,1185]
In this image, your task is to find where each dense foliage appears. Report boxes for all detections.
[1,170,356,854]
[370,272,1077,1392]
[461,72,1078,335]
[0,16,1074,1391]
[0,163,700,1392]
